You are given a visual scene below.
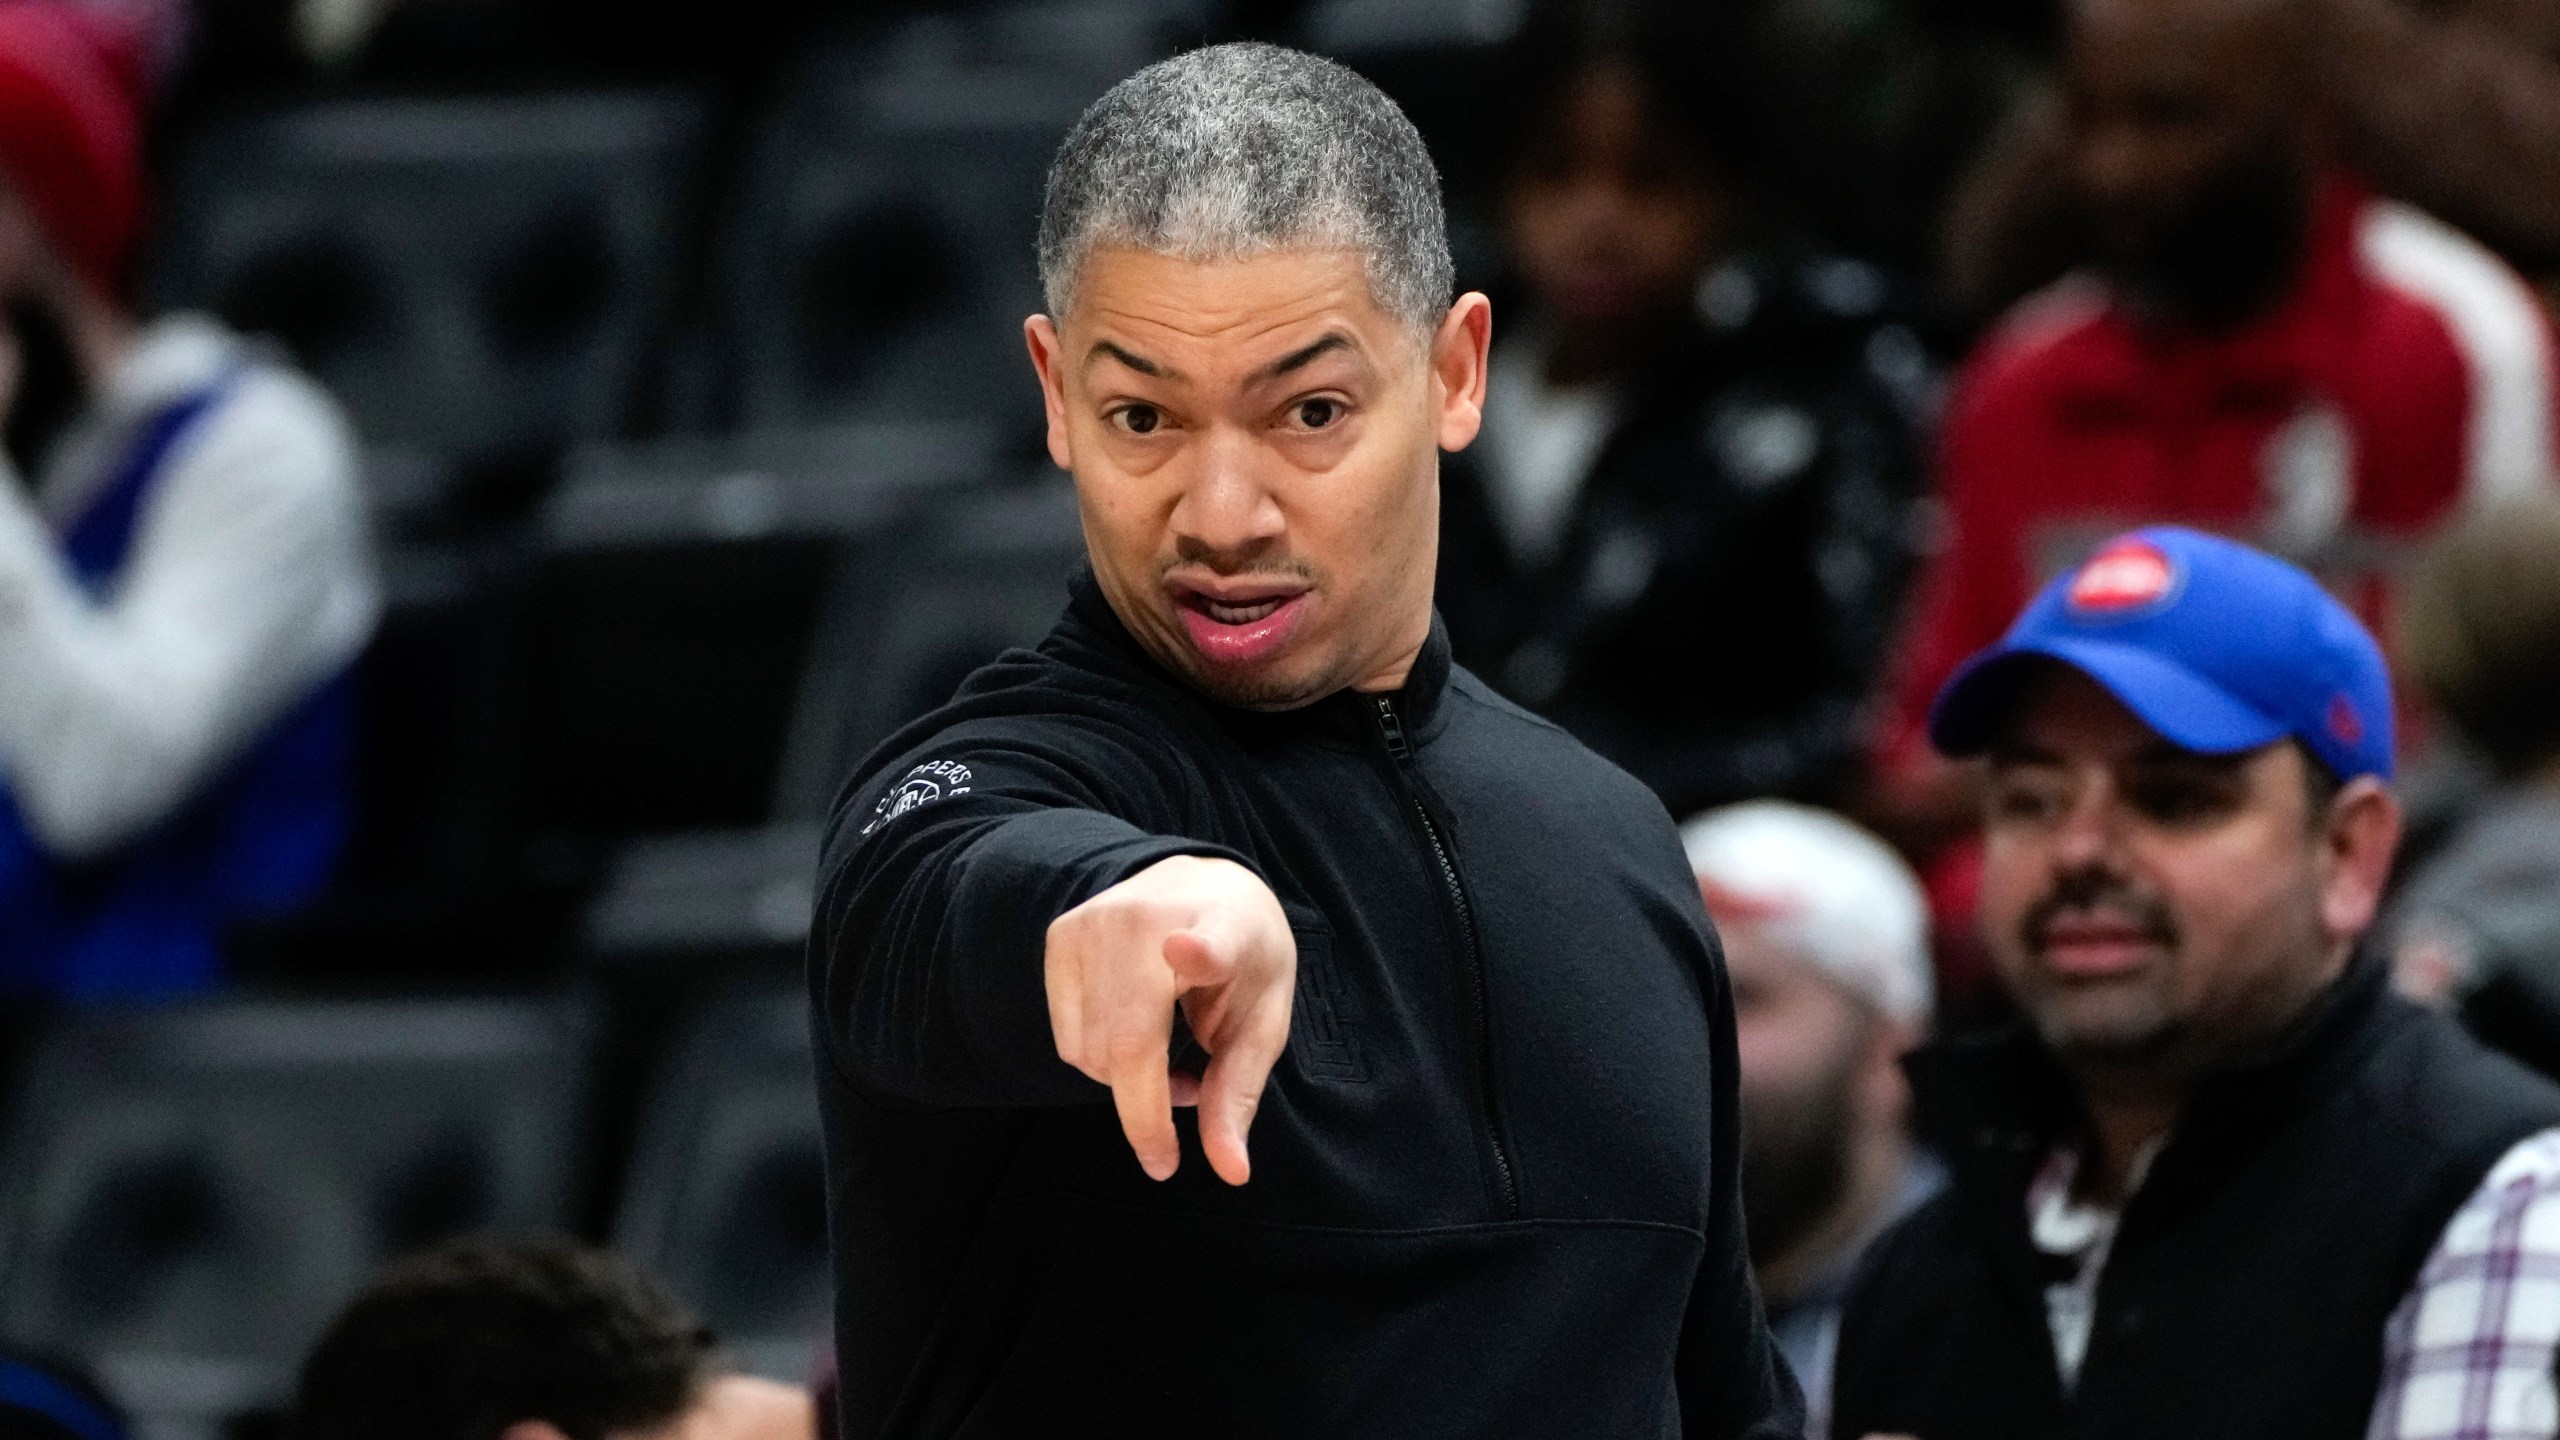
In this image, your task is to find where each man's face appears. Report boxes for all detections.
[645,1375,813,1440]
[1027,246,1488,708]
[1976,666,2394,1079]
[1503,63,1726,338]
[2063,0,2314,323]
[514,1374,814,1440]
[1726,923,1879,1268]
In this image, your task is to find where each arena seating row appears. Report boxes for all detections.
[145,4,1161,476]
[251,444,1073,981]
[0,981,823,1439]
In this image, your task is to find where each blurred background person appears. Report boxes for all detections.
[0,1346,126,1440]
[289,1235,814,1440]
[1433,4,1931,818]
[2387,492,2560,1079]
[0,0,377,1005]
[1870,0,2556,982]
[1682,799,1941,1440]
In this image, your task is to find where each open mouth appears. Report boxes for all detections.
[1197,595,1288,626]
[1168,580,1311,667]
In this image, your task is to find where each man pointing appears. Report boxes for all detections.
[809,42,1800,1440]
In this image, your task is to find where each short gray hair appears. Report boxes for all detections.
[1036,42,1455,334]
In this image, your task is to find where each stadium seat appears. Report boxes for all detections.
[149,91,707,463]
[0,998,590,1437]
[582,474,1083,961]
[770,473,1089,822]
[718,16,1136,431]
[527,422,997,842]
[612,980,827,1381]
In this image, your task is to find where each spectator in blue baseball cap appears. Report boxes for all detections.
[1829,526,2560,1440]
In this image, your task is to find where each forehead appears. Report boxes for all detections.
[1995,665,2180,760]
[1062,245,1409,373]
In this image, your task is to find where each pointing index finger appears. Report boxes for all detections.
[1109,1030,1180,1181]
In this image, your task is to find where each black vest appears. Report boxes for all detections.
[1832,959,2560,1440]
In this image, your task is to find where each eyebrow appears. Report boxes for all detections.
[1252,333,1356,384]
[2130,743,2256,776]
[1985,740,2065,768]
[1086,340,1170,378]
[1082,331,1361,385]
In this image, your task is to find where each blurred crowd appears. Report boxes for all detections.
[8,0,2560,1433]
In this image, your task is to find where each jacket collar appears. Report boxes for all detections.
[1058,565,1454,749]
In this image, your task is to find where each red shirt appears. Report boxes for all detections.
[1881,178,2557,773]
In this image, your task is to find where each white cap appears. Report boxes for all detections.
[1679,800,1934,1027]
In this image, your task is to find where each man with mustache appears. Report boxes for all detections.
[807,42,1799,1440]
[1831,526,2560,1440]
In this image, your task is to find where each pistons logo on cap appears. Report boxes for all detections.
[2066,537,2181,617]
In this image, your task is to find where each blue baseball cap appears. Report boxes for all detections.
[1928,526,2395,782]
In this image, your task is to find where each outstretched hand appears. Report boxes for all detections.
[1045,855,1296,1185]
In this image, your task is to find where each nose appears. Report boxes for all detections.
[1168,425,1286,566]
[2049,770,2129,876]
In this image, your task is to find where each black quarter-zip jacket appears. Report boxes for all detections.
[809,572,1802,1440]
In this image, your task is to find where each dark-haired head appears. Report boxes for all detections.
[2401,493,2560,781]
[2062,0,2325,327]
[1491,3,1758,372]
[289,1236,720,1440]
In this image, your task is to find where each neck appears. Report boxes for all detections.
[1348,610,1429,692]
[50,278,133,392]
[1757,1126,1915,1309]
[2063,945,2357,1202]
[2076,1086,2180,1204]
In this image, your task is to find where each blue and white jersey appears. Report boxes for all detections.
[0,313,378,1000]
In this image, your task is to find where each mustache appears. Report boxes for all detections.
[2021,870,2179,957]
[1159,545,1319,588]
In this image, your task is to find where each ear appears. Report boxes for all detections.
[1025,313,1073,472]
[1431,291,1493,453]
[2318,776,2401,945]
[497,1422,575,1440]
[1859,1015,1919,1134]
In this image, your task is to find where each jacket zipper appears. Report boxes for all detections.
[1374,693,1521,1218]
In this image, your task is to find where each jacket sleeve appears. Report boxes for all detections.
[1677,917,1811,1439]
[809,714,1248,1111]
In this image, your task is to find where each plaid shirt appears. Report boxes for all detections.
[2371,1127,2560,1440]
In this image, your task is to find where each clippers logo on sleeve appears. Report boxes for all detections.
[861,760,975,835]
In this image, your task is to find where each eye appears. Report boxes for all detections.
[1293,397,1344,430]
[1111,404,1163,436]
[2126,773,2239,827]
[1988,773,2067,825]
